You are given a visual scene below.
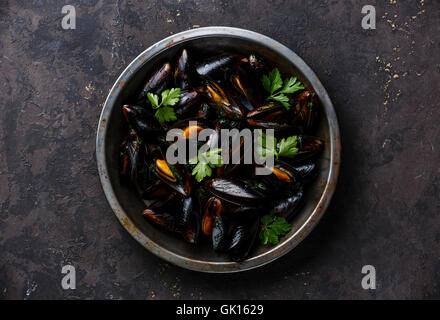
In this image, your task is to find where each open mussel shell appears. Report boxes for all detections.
[248,162,303,199]
[138,62,172,101]
[267,162,302,187]
[141,179,170,200]
[202,197,223,236]
[205,178,267,207]
[291,91,320,134]
[228,68,257,111]
[122,105,163,141]
[153,159,192,197]
[202,80,244,120]
[170,118,212,140]
[174,49,195,90]
[246,103,287,122]
[227,217,260,262]
[142,196,178,233]
[272,188,304,221]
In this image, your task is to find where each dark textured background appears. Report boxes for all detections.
[0,0,439,300]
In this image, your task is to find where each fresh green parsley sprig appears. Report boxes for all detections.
[190,148,223,182]
[257,132,299,160]
[259,210,292,245]
[262,68,304,110]
[147,88,181,123]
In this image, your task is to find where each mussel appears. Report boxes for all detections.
[227,217,260,261]
[201,197,223,235]
[291,162,318,185]
[291,91,320,134]
[292,136,324,164]
[174,49,195,90]
[178,196,201,243]
[153,159,192,197]
[266,162,303,192]
[174,89,200,118]
[138,62,172,101]
[141,179,170,200]
[272,189,304,221]
[196,54,247,78]
[228,68,257,111]
[203,81,244,120]
[122,105,163,140]
[142,196,178,233]
[119,131,145,185]
[205,178,267,207]
[246,103,287,122]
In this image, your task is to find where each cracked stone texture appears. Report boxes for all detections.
[0,0,439,300]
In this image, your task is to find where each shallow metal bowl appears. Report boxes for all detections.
[96,27,340,273]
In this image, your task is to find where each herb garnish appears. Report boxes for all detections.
[259,210,292,245]
[147,88,181,123]
[257,132,299,160]
[190,148,223,182]
[262,68,304,110]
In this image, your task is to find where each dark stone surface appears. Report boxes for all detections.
[0,0,439,300]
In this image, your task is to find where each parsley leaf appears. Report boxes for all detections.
[147,88,181,122]
[257,133,298,160]
[191,148,223,182]
[259,211,292,245]
[277,136,298,158]
[279,77,304,94]
[161,88,181,106]
[261,68,304,110]
[147,93,160,109]
[155,106,177,123]
[270,94,290,109]
[192,162,212,183]
[262,68,283,94]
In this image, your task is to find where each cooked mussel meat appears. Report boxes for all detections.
[291,91,320,134]
[203,81,244,120]
[202,197,223,236]
[153,159,192,197]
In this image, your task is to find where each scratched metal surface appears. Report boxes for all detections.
[0,0,439,299]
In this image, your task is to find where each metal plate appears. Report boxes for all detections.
[96,27,341,273]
